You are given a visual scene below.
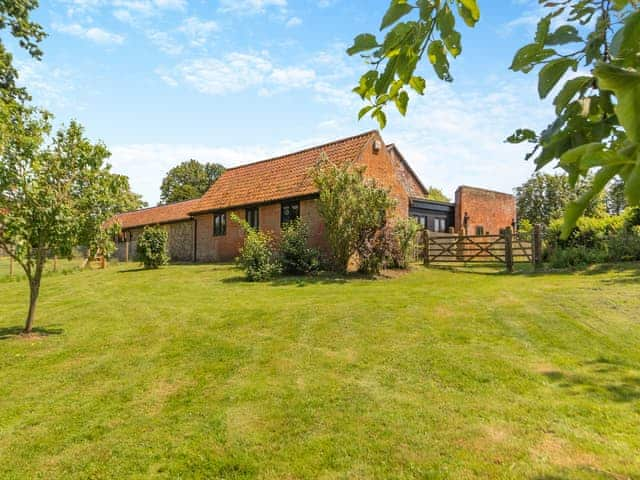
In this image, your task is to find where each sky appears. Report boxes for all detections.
[7,0,556,205]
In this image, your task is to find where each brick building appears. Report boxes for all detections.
[111,130,516,263]
[113,199,198,262]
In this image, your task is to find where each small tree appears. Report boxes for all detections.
[232,214,281,281]
[313,156,395,274]
[280,218,320,275]
[136,226,169,269]
[0,110,133,334]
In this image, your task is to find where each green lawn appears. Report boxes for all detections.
[0,256,85,279]
[1,263,639,479]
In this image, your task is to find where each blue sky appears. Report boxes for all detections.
[10,0,553,204]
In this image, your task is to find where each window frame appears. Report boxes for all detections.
[213,212,227,237]
[246,207,259,230]
[281,200,300,226]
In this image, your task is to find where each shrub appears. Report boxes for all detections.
[357,226,394,275]
[136,225,169,269]
[547,214,624,250]
[280,218,320,275]
[232,214,281,281]
[313,156,395,274]
[605,232,640,262]
[389,218,421,269]
[548,246,606,269]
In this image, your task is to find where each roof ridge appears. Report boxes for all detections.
[116,198,199,217]
[221,130,379,173]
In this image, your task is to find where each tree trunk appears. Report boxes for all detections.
[24,255,45,334]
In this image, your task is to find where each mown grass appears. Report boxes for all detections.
[1,262,639,479]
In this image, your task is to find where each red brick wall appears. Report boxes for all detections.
[195,199,328,262]
[387,147,427,199]
[357,134,411,222]
[454,186,516,235]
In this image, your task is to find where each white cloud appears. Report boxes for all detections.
[52,22,125,45]
[160,52,323,96]
[270,67,315,88]
[147,30,183,55]
[166,53,273,94]
[219,0,287,14]
[285,16,302,27]
[178,17,219,47]
[15,61,79,110]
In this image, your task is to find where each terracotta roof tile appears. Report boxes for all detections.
[111,199,199,230]
[192,130,378,213]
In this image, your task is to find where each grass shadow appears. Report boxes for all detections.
[0,325,64,340]
[541,358,640,403]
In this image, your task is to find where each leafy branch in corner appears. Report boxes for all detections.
[346,0,480,129]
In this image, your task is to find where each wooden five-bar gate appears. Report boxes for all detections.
[421,225,543,272]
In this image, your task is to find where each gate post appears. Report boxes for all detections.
[9,257,13,277]
[505,226,514,273]
[456,229,464,262]
[533,223,543,271]
[423,228,430,267]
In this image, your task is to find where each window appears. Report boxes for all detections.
[246,207,259,230]
[433,218,447,232]
[412,215,427,228]
[213,212,226,236]
[475,225,485,236]
[281,201,300,226]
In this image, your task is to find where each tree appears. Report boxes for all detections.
[427,186,450,202]
[0,114,134,334]
[113,174,147,213]
[0,0,46,103]
[516,173,608,226]
[312,156,395,274]
[350,1,640,236]
[160,159,225,204]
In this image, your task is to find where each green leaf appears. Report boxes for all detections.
[380,1,413,30]
[427,40,451,81]
[562,164,621,238]
[417,0,435,21]
[443,29,462,57]
[538,58,576,99]
[624,154,640,205]
[373,108,387,129]
[358,105,374,120]
[354,70,378,99]
[535,16,551,45]
[546,25,582,45]
[458,0,480,24]
[347,34,379,55]
[409,76,426,95]
[553,76,592,114]
[436,4,455,38]
[506,129,537,144]
[610,10,640,67]
[395,90,409,115]
[375,56,398,96]
[510,43,556,73]
[595,62,640,142]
